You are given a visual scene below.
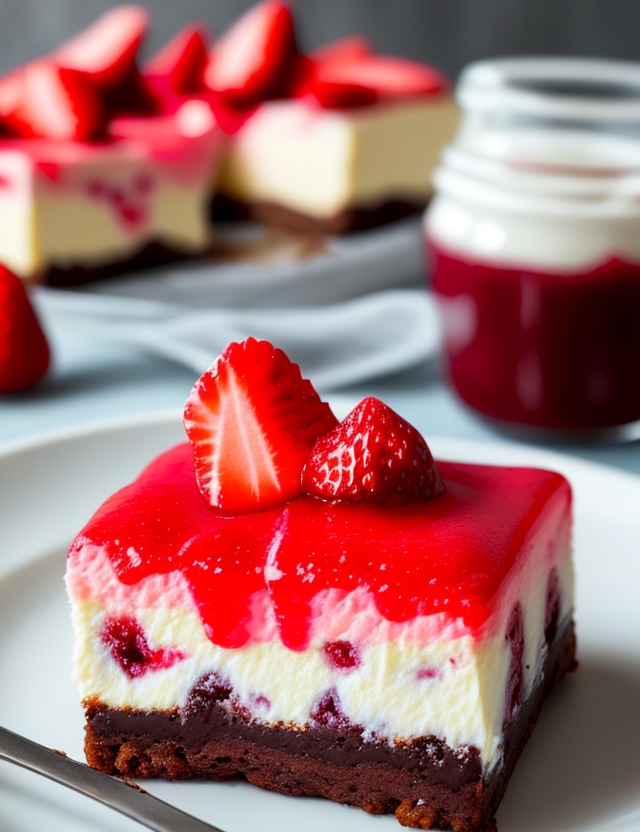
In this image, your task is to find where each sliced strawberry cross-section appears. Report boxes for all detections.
[144,23,211,95]
[184,338,338,513]
[204,1,297,107]
[53,5,149,90]
[302,396,444,507]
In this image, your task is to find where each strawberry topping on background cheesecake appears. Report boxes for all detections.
[0,2,458,284]
[0,6,224,284]
[203,1,460,233]
[66,338,576,831]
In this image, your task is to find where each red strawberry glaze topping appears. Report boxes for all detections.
[69,442,570,651]
[0,4,451,147]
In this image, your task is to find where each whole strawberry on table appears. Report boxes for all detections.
[0,264,50,394]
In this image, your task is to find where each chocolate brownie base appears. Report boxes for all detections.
[40,242,202,288]
[84,618,576,831]
[211,195,427,235]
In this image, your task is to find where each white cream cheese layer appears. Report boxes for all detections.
[67,497,573,775]
[217,97,459,218]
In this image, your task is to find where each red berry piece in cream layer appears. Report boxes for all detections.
[302,396,444,507]
[183,338,338,512]
[101,615,185,679]
[204,1,297,107]
[323,640,361,670]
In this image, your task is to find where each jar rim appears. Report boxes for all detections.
[432,163,640,217]
[458,57,640,122]
[441,143,640,197]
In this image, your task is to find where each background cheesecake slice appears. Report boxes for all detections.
[0,107,223,284]
[215,94,459,234]
[205,2,459,234]
[0,7,224,285]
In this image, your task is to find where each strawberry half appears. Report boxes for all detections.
[294,71,377,109]
[0,71,24,130]
[144,23,211,95]
[204,1,296,107]
[307,54,447,104]
[0,265,50,394]
[302,397,444,507]
[1,62,104,141]
[53,5,149,90]
[184,338,338,513]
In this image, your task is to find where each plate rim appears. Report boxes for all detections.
[2,407,640,490]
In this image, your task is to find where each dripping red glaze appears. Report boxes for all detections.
[70,443,569,652]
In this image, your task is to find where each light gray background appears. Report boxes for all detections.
[1,0,640,80]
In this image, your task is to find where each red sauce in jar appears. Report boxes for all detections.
[430,241,640,431]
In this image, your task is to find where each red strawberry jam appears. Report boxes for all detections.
[431,242,640,431]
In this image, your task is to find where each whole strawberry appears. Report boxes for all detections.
[0,265,50,393]
[303,396,444,507]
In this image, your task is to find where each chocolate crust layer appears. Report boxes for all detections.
[37,194,424,287]
[85,618,576,831]
[211,195,427,235]
[41,242,200,287]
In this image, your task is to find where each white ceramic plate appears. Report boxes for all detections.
[79,219,424,309]
[0,412,639,832]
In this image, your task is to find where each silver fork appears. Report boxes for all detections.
[0,725,223,832]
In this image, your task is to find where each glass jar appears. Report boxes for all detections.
[426,57,640,434]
